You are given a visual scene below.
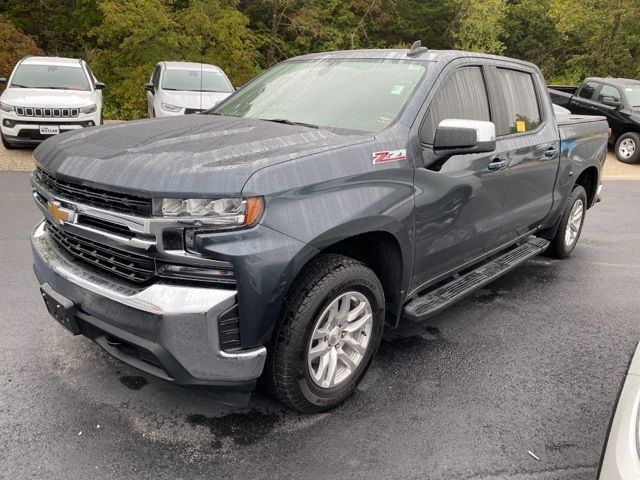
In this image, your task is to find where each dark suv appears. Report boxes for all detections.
[550,77,640,163]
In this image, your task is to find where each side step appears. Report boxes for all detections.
[403,237,549,321]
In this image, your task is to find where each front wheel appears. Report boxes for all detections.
[615,132,640,164]
[266,254,385,413]
[546,185,587,259]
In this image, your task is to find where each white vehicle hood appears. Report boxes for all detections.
[159,90,232,110]
[0,88,96,108]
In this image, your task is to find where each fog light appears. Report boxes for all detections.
[83,121,95,127]
[3,119,15,128]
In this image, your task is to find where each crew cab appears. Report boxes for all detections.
[144,61,234,118]
[30,46,608,412]
[0,56,103,149]
[549,77,640,163]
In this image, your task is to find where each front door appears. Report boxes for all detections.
[411,65,510,291]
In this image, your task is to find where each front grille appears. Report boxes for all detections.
[36,168,152,215]
[18,130,56,141]
[46,221,156,283]
[16,106,79,118]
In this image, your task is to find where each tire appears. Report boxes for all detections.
[1,131,16,150]
[266,254,385,413]
[546,185,588,259]
[614,132,640,164]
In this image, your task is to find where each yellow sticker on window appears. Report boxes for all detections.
[516,121,526,133]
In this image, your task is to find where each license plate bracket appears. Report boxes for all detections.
[39,125,60,135]
[40,284,80,335]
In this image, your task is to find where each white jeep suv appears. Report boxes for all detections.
[0,56,103,149]
[144,61,234,118]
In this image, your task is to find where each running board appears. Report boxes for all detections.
[403,237,549,322]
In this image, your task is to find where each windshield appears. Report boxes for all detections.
[212,58,428,133]
[624,86,640,107]
[10,64,90,91]
[162,69,233,93]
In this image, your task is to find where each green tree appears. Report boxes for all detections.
[451,0,508,54]
[91,0,260,119]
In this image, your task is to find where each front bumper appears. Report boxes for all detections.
[31,221,267,390]
[1,111,100,145]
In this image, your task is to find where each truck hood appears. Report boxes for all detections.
[158,90,232,110]
[33,114,372,197]
[1,88,96,108]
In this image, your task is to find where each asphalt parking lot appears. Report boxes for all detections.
[2,167,640,479]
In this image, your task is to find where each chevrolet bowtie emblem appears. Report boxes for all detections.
[47,201,73,225]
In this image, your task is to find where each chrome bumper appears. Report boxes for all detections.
[31,221,266,388]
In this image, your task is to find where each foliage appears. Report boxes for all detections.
[0,17,44,81]
[1,0,640,118]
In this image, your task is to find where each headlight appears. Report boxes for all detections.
[79,104,97,114]
[0,101,15,112]
[156,197,264,228]
[161,103,182,113]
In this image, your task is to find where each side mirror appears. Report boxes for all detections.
[143,82,155,93]
[433,119,496,157]
[0,78,6,85]
[95,81,105,90]
[601,96,621,108]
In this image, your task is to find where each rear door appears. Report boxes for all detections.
[411,64,510,289]
[569,81,602,115]
[486,65,560,244]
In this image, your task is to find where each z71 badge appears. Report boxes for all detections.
[372,149,407,164]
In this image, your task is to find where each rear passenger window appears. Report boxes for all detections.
[598,85,621,103]
[422,66,490,144]
[495,68,542,135]
[579,82,598,99]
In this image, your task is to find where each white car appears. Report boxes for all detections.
[0,56,103,149]
[144,61,234,118]
[599,341,640,479]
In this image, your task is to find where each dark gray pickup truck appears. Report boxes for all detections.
[31,46,608,412]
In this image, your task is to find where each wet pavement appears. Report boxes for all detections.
[2,171,639,479]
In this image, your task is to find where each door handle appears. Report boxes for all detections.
[487,157,509,171]
[545,146,559,157]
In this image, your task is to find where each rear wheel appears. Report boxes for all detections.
[547,185,587,259]
[266,254,385,413]
[615,132,640,164]
[1,131,16,150]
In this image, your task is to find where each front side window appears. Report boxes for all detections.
[10,64,90,91]
[598,85,621,103]
[162,69,233,93]
[421,66,491,144]
[578,81,598,99]
[495,68,542,135]
[213,59,428,133]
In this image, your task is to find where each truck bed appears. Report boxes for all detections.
[557,114,608,164]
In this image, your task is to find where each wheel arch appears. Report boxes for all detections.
[574,165,599,208]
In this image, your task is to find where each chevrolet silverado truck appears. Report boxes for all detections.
[549,77,640,163]
[31,46,608,412]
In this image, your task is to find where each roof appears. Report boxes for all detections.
[288,48,538,69]
[20,56,83,68]
[586,77,640,87]
[162,61,223,72]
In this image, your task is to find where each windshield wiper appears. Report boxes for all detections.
[261,118,319,129]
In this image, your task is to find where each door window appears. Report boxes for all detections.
[578,81,598,99]
[421,66,490,144]
[494,68,542,135]
[598,84,621,103]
